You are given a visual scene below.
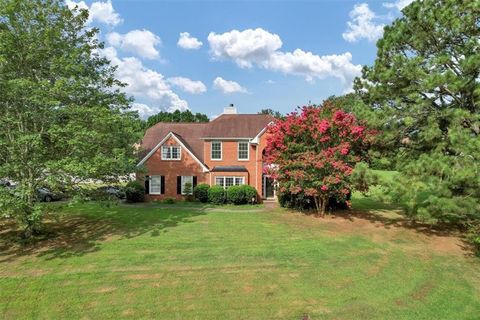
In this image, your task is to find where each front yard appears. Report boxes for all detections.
[1,198,479,319]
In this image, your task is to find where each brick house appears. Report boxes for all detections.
[137,106,276,201]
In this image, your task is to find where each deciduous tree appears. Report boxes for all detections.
[264,103,374,216]
[0,0,140,236]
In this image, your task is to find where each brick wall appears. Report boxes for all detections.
[139,136,207,201]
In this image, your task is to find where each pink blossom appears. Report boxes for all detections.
[321,185,328,192]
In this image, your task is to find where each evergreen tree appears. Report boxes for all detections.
[355,0,480,224]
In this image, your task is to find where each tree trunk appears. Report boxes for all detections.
[314,195,328,217]
[320,195,327,217]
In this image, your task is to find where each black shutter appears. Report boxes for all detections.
[193,176,197,189]
[177,176,182,195]
[161,176,165,194]
[144,176,150,194]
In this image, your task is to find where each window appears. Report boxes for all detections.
[238,142,249,160]
[181,176,193,195]
[149,176,162,195]
[211,141,222,160]
[215,176,244,189]
[161,145,181,160]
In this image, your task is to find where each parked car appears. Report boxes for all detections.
[95,186,125,199]
[37,188,63,202]
[0,179,11,187]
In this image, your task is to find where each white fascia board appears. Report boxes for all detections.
[137,132,209,172]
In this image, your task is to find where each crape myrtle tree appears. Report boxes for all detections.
[355,0,480,224]
[0,0,141,236]
[264,103,374,216]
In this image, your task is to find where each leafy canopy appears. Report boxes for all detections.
[265,103,374,216]
[144,110,209,129]
[0,0,140,235]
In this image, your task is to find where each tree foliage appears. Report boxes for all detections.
[0,0,140,235]
[144,110,209,129]
[265,103,374,216]
[355,0,480,224]
[258,108,284,119]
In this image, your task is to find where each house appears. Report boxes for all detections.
[137,105,276,201]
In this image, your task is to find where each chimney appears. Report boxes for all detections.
[223,103,237,114]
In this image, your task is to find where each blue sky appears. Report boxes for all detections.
[66,0,412,119]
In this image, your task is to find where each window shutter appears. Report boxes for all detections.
[193,176,197,189]
[160,176,165,194]
[144,176,150,194]
[177,176,182,195]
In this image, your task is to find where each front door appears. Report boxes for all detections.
[263,176,275,199]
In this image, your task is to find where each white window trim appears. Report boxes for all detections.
[181,176,193,195]
[237,141,249,161]
[211,141,222,161]
[149,176,162,195]
[161,145,181,160]
[214,176,245,189]
[137,132,209,173]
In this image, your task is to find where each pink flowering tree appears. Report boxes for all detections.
[264,103,374,216]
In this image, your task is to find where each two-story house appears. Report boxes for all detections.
[137,105,276,201]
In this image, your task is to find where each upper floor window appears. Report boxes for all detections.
[211,141,222,160]
[238,141,249,160]
[162,145,181,160]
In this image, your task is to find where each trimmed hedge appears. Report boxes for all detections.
[226,185,246,204]
[125,181,145,203]
[208,185,225,205]
[243,185,258,203]
[226,185,258,205]
[194,183,210,203]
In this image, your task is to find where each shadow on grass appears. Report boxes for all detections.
[296,195,476,257]
[0,203,207,262]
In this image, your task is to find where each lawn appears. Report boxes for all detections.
[1,199,479,319]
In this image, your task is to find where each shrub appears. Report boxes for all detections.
[467,223,480,256]
[242,185,258,204]
[278,189,350,211]
[124,181,145,203]
[208,185,225,205]
[227,185,246,204]
[163,197,175,204]
[225,185,258,205]
[183,182,194,201]
[194,183,210,203]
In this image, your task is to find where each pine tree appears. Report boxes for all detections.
[355,0,480,224]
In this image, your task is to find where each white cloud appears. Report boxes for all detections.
[177,32,203,50]
[66,0,122,26]
[383,0,415,10]
[265,80,275,84]
[207,28,361,90]
[213,77,248,94]
[106,29,161,60]
[131,103,156,119]
[102,47,189,117]
[343,3,384,43]
[208,28,282,68]
[168,77,207,94]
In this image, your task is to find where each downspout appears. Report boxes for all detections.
[255,145,258,193]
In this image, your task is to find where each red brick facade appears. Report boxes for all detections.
[137,114,274,201]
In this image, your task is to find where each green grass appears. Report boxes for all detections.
[1,200,479,319]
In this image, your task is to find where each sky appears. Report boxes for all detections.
[65,0,414,119]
